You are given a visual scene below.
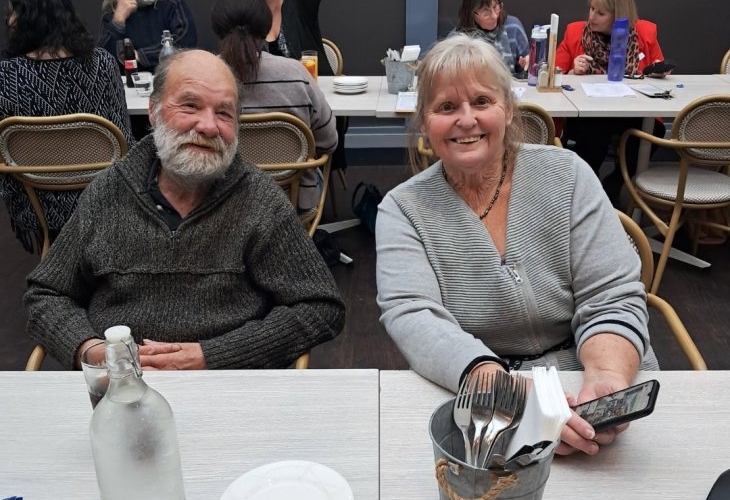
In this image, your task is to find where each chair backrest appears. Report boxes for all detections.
[0,113,128,257]
[615,209,707,370]
[0,113,128,372]
[519,102,560,147]
[322,38,344,76]
[672,94,730,166]
[615,210,655,290]
[237,112,330,236]
[721,49,730,74]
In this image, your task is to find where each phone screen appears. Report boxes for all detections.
[572,379,659,431]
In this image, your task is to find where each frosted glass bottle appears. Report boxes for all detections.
[90,326,185,500]
[607,18,629,82]
[528,25,549,86]
[160,30,175,61]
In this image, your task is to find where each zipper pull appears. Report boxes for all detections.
[507,263,523,284]
[169,230,176,250]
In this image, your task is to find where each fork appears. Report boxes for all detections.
[453,374,476,464]
[469,372,494,466]
[479,372,528,468]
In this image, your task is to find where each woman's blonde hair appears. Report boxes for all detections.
[408,34,522,173]
[588,0,639,27]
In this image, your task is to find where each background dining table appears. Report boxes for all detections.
[124,76,385,117]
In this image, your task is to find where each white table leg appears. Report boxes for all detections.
[642,225,712,268]
[318,218,361,232]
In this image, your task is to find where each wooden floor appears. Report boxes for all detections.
[1,163,728,371]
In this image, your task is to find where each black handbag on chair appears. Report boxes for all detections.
[351,182,383,234]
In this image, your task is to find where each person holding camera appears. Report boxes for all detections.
[99,0,197,72]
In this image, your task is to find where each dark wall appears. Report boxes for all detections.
[1,1,727,75]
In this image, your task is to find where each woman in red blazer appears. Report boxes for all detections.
[556,0,668,206]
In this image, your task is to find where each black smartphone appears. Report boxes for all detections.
[571,379,660,432]
[643,60,676,76]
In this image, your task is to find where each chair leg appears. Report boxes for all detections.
[327,173,339,219]
[651,207,683,295]
[337,169,348,190]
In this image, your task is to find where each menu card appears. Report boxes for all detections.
[395,91,418,113]
[505,366,571,459]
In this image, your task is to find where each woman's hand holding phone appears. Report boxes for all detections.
[557,379,659,455]
[555,374,633,456]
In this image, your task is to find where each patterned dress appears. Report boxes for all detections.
[0,47,134,253]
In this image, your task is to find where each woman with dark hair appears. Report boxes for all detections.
[452,0,529,76]
[99,0,197,72]
[0,0,134,254]
[211,0,337,212]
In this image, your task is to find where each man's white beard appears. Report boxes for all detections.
[153,119,238,190]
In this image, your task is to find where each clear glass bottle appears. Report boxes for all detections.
[90,326,185,500]
[160,30,175,61]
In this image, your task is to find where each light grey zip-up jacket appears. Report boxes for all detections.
[376,144,658,392]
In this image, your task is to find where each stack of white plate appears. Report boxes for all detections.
[332,76,368,95]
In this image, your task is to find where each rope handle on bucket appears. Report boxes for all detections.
[435,459,518,500]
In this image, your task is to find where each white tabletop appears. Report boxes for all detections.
[0,369,380,500]
[374,78,580,118]
[712,73,730,84]
[380,370,730,500]
[124,76,384,117]
[560,73,730,118]
[318,76,383,117]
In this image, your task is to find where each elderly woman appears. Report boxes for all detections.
[0,0,134,254]
[211,0,337,211]
[375,34,659,456]
[452,0,529,76]
[555,0,667,204]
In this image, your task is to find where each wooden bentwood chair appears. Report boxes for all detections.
[414,102,561,173]
[322,38,344,76]
[721,48,730,74]
[616,210,707,370]
[238,112,331,369]
[321,37,348,218]
[0,113,129,371]
[618,95,730,294]
[237,112,331,238]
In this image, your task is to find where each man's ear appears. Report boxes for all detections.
[147,101,156,126]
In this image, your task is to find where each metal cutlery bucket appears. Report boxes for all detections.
[429,399,554,500]
[382,59,416,94]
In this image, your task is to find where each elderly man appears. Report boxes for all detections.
[23,49,345,370]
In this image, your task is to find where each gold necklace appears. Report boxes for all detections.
[442,152,508,220]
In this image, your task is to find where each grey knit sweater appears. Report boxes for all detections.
[376,144,658,392]
[24,136,345,369]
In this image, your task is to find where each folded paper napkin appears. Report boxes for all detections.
[505,366,571,459]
